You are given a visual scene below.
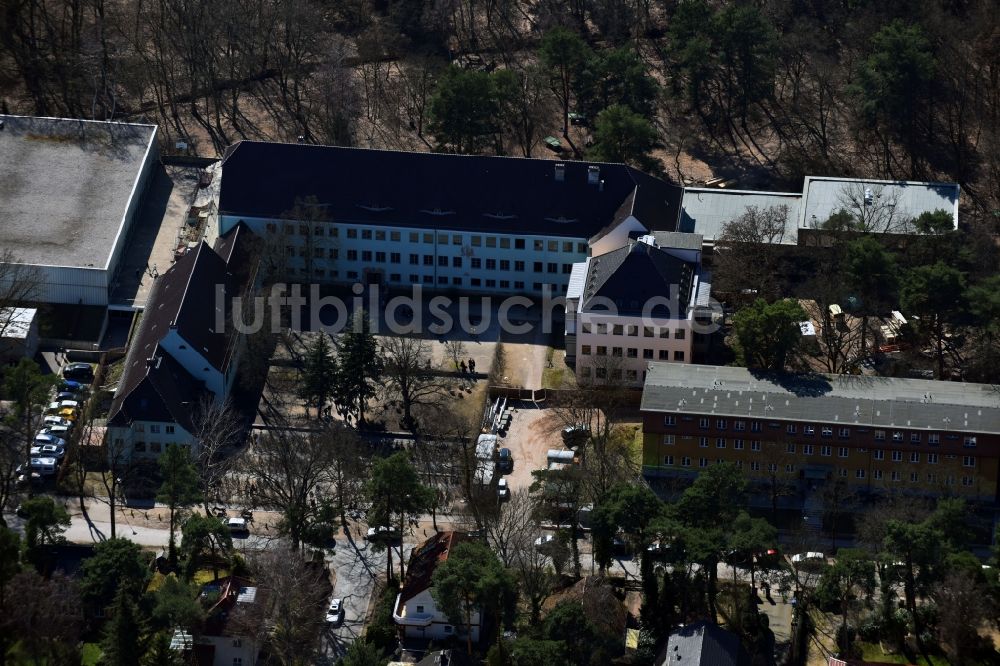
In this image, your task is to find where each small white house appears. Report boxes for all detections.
[0,307,39,363]
[393,531,481,644]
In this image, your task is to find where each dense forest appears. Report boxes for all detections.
[1,0,997,223]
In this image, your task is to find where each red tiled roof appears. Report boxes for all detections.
[399,531,466,605]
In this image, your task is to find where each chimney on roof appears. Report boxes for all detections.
[554,163,565,182]
[587,165,600,185]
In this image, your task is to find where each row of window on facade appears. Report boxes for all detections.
[658,456,979,486]
[287,246,576,275]
[133,424,175,434]
[281,265,556,291]
[582,346,686,360]
[580,358,683,381]
[581,324,687,338]
[661,434,976,467]
[267,222,588,254]
[114,437,189,455]
[663,415,978,447]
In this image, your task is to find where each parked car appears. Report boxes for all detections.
[40,444,65,459]
[56,391,81,402]
[534,534,556,550]
[365,526,401,542]
[791,551,825,564]
[43,416,73,428]
[62,363,93,382]
[59,380,84,392]
[226,517,249,535]
[35,433,67,448]
[561,425,589,448]
[30,446,43,457]
[325,598,344,625]
[39,425,71,438]
[497,477,510,501]
[497,447,513,474]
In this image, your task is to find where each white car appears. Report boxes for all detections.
[497,478,510,501]
[43,416,73,428]
[365,526,401,541]
[30,446,43,457]
[40,425,72,437]
[791,551,825,564]
[534,534,556,550]
[325,598,344,625]
[226,517,249,534]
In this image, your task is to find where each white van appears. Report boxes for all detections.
[226,517,249,535]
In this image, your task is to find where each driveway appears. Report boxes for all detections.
[323,533,413,660]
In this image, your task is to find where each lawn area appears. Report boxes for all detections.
[541,348,574,389]
[81,643,102,666]
[859,642,951,665]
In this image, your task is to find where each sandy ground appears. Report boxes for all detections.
[500,407,569,492]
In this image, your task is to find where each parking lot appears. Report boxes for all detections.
[498,406,568,492]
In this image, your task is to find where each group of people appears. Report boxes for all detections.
[458,358,477,374]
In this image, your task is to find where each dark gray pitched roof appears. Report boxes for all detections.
[582,241,695,317]
[108,228,257,430]
[218,142,683,239]
[640,363,1000,434]
[107,351,206,431]
[658,622,748,666]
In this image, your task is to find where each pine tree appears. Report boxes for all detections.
[101,586,147,666]
[332,314,382,426]
[298,333,335,417]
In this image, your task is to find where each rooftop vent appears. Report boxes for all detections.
[588,165,600,185]
[554,163,566,182]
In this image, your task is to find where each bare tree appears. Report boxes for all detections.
[512,525,558,624]
[483,489,539,567]
[443,340,467,371]
[190,396,245,511]
[381,336,453,431]
[824,183,910,234]
[234,426,342,550]
[0,249,41,338]
[315,423,367,530]
[237,549,329,666]
[932,570,994,664]
[96,433,136,540]
[712,205,792,299]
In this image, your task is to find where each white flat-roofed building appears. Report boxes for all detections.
[0,307,39,361]
[678,176,959,246]
[0,115,159,306]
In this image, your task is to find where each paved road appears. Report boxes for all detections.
[322,535,413,660]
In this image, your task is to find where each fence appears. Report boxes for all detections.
[486,386,643,408]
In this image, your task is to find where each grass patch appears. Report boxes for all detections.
[192,567,231,586]
[541,348,573,389]
[81,643,102,666]
[103,358,125,386]
[859,642,950,665]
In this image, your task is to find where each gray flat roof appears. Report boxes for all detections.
[641,363,1000,434]
[0,115,156,269]
[679,188,801,244]
[799,176,960,231]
